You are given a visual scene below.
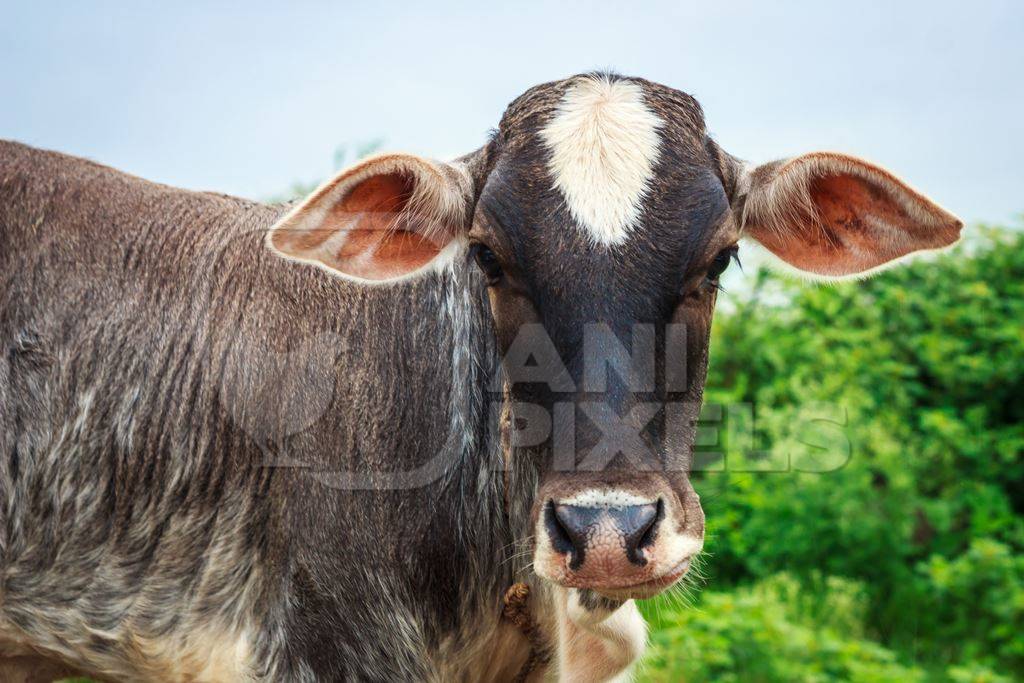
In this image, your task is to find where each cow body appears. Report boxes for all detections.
[0,140,527,681]
[0,73,961,682]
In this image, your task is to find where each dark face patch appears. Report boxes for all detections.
[464,73,739,596]
[471,74,736,408]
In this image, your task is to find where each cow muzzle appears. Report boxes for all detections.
[533,489,703,600]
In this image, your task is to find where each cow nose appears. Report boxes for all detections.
[548,501,661,569]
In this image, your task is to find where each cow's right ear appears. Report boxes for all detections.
[267,153,474,283]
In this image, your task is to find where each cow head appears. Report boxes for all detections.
[268,74,961,600]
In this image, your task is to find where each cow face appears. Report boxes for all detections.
[268,74,961,599]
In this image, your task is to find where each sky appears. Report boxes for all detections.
[2,1,1022,225]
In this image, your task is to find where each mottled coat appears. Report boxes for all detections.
[0,73,960,682]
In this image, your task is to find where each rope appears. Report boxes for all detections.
[502,582,551,682]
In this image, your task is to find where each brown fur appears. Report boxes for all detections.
[0,72,961,681]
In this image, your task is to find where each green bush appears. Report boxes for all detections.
[919,538,1024,674]
[641,574,929,682]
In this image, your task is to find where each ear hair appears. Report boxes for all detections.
[266,153,475,284]
[741,153,955,242]
[732,152,962,278]
[272,152,473,243]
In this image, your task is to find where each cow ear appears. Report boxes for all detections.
[267,153,474,283]
[736,152,962,277]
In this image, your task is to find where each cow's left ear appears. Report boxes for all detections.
[268,153,474,283]
[735,152,962,277]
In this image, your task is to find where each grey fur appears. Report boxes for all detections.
[0,140,513,680]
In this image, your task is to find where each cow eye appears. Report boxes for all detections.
[470,243,503,284]
[706,246,739,283]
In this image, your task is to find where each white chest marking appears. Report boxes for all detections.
[540,76,664,247]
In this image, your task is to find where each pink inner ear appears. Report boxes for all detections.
[287,171,451,281]
[744,175,874,275]
[800,173,907,269]
[747,160,962,277]
[812,173,960,274]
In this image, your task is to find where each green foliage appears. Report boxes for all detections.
[641,574,931,682]
[642,225,1024,681]
[921,538,1024,673]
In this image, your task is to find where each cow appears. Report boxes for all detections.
[0,73,961,682]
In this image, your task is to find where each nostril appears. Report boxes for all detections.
[546,502,592,571]
[637,498,664,552]
[544,501,577,566]
[619,501,662,566]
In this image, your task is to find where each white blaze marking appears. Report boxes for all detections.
[540,75,664,246]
